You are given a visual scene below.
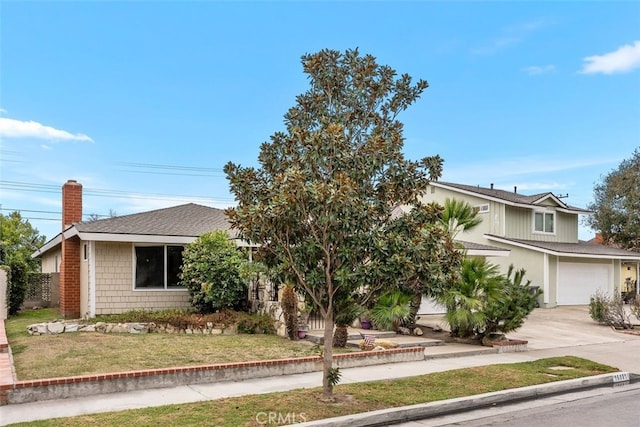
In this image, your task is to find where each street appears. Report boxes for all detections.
[396,382,640,427]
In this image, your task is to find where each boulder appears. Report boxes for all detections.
[47,322,65,334]
[414,327,424,336]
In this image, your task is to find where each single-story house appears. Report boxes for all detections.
[32,180,246,318]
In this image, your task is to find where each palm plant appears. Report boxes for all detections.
[370,290,412,332]
[333,301,364,348]
[439,198,482,239]
[439,257,505,338]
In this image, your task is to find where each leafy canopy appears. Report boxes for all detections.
[224,48,461,398]
[586,149,640,251]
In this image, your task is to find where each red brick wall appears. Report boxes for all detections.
[60,180,83,318]
[62,180,82,231]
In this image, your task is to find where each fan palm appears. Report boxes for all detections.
[370,290,413,332]
[439,257,505,338]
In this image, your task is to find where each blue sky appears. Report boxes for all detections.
[1,1,639,242]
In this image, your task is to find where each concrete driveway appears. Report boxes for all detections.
[509,305,640,350]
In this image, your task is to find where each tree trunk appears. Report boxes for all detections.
[407,291,422,328]
[322,310,334,400]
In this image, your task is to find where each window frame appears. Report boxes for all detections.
[473,204,490,214]
[132,244,186,291]
[532,210,555,235]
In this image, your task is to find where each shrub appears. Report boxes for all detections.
[7,260,28,315]
[589,290,633,329]
[439,258,504,338]
[589,290,609,323]
[180,231,249,313]
[483,265,541,336]
[370,290,412,332]
[237,313,276,334]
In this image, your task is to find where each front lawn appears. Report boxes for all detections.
[13,356,617,427]
[5,308,336,380]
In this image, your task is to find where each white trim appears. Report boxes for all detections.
[89,241,96,317]
[31,234,62,258]
[532,210,556,236]
[543,253,549,305]
[474,204,490,213]
[485,234,640,261]
[466,249,510,257]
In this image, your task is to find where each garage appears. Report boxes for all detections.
[558,261,613,305]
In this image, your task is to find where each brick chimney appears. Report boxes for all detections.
[60,180,82,318]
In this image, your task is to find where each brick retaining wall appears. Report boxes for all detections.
[0,319,424,405]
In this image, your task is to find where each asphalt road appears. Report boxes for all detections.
[396,382,640,427]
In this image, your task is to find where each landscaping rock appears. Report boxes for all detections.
[65,323,79,333]
[414,327,424,336]
[47,322,65,334]
[398,327,411,335]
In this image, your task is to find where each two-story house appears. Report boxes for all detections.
[422,181,640,308]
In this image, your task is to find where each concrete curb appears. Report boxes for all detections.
[291,372,632,427]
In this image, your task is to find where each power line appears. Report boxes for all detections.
[0,180,235,203]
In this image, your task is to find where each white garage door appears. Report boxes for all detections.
[558,262,613,305]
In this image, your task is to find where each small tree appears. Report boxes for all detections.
[180,231,248,313]
[224,49,460,399]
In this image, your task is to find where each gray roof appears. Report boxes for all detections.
[75,203,234,237]
[434,182,590,213]
[486,234,640,259]
[458,240,509,252]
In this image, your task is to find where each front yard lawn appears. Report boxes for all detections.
[5,308,334,380]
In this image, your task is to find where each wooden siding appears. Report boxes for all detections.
[94,242,190,315]
[504,206,578,242]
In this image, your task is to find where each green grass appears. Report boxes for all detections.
[11,356,617,427]
[5,308,348,380]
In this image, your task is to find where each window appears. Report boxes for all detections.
[83,244,88,261]
[534,211,554,234]
[474,204,490,214]
[134,245,185,289]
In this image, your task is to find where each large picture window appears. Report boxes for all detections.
[135,245,185,289]
[533,211,554,234]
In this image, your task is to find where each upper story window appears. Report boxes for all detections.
[134,245,185,290]
[533,211,555,234]
[474,204,490,214]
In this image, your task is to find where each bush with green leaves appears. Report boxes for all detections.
[439,259,540,338]
[370,290,412,332]
[483,265,542,336]
[180,231,249,313]
[7,260,28,315]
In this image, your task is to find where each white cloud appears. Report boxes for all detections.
[0,117,93,142]
[0,108,7,114]
[471,20,548,56]
[40,144,53,151]
[522,65,556,75]
[580,41,640,74]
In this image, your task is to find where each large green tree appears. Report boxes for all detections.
[586,149,640,251]
[224,49,461,399]
[1,211,46,315]
[0,211,45,269]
